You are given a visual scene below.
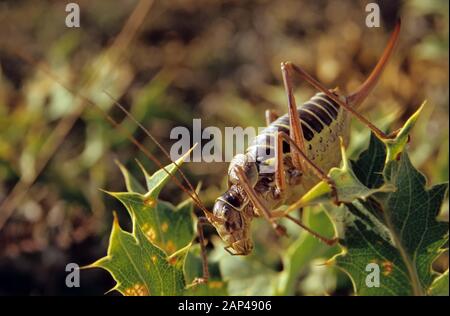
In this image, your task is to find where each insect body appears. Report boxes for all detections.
[15,18,402,284]
[213,92,350,255]
[210,21,402,256]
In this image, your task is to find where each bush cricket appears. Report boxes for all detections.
[11,19,402,286]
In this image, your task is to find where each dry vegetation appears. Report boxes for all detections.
[0,0,448,295]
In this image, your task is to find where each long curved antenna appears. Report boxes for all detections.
[347,19,401,107]
[103,91,200,201]
[10,49,214,218]
[0,0,155,229]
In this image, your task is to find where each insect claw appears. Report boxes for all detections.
[274,223,288,237]
[195,277,208,284]
[186,277,209,288]
[324,238,339,247]
[387,128,401,139]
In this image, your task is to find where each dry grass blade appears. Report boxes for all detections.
[0,0,154,230]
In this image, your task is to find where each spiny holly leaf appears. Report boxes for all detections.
[287,138,393,211]
[108,192,194,255]
[113,158,195,254]
[382,102,425,163]
[88,213,188,295]
[350,133,387,189]
[298,107,448,295]
[325,129,448,295]
[380,150,448,294]
[327,199,419,296]
[87,151,195,295]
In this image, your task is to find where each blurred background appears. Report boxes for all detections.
[0,0,448,295]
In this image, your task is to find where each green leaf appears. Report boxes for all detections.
[298,108,449,296]
[276,209,339,295]
[87,150,196,295]
[287,138,393,211]
[382,101,425,163]
[89,213,187,295]
[327,130,448,295]
[380,152,448,294]
[351,133,387,189]
[108,192,194,255]
[428,269,449,296]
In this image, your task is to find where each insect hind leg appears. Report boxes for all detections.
[281,62,306,171]
[273,212,338,246]
[278,131,341,206]
[281,61,392,140]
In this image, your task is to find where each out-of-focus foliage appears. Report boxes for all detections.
[0,0,448,295]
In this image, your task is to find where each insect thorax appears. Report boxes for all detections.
[241,92,351,208]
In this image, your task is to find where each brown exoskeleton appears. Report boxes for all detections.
[208,21,402,262]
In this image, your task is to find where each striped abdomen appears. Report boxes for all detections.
[247,92,349,170]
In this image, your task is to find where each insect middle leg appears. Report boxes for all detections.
[272,131,338,245]
[235,166,287,236]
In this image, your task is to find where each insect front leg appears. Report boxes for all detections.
[235,166,287,237]
[188,217,210,286]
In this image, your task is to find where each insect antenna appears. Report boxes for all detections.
[11,48,214,219]
[0,0,154,229]
[103,91,200,201]
[101,91,215,218]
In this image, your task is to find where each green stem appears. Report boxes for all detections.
[383,213,424,296]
